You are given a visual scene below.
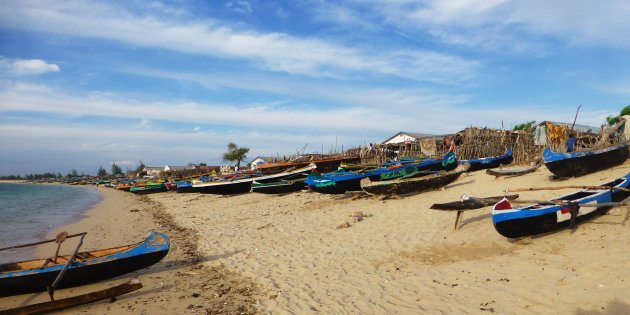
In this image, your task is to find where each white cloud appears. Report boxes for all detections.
[0,1,477,83]
[0,58,60,75]
[227,1,252,14]
[323,1,630,52]
[111,160,134,166]
[139,119,151,127]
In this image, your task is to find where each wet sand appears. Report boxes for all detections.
[2,162,630,314]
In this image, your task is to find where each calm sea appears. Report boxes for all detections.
[0,183,102,262]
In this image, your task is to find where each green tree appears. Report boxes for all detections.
[97,166,108,177]
[607,105,630,125]
[111,163,123,175]
[223,142,249,169]
[513,120,536,131]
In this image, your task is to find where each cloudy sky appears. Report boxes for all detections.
[1,0,629,175]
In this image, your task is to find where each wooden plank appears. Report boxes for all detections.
[1,279,142,315]
[0,233,86,253]
[506,185,630,193]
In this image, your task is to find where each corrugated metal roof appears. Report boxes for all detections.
[382,131,450,144]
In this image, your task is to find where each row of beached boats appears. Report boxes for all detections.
[116,142,630,242]
[119,149,513,196]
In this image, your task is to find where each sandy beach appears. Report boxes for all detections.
[2,162,630,314]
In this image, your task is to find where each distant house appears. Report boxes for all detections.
[143,166,164,176]
[164,165,196,173]
[382,131,448,145]
[250,156,275,170]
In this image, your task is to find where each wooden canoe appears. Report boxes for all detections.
[360,163,470,196]
[486,159,542,177]
[492,172,630,238]
[0,232,169,297]
[430,194,519,210]
[543,142,629,178]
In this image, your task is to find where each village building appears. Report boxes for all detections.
[250,156,275,170]
[381,131,448,145]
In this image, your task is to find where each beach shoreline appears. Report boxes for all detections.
[2,163,630,314]
[0,187,260,314]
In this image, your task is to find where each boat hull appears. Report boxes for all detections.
[307,158,457,195]
[460,149,513,172]
[486,160,541,177]
[543,143,629,177]
[251,180,306,194]
[0,232,170,297]
[492,174,630,238]
[360,164,468,196]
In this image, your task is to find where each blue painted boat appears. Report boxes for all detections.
[459,149,513,172]
[543,142,628,177]
[176,180,194,193]
[0,231,170,297]
[306,156,458,194]
[492,172,630,238]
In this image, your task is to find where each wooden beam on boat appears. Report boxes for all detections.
[2,278,142,315]
[506,185,630,193]
[509,199,630,208]
[0,232,86,253]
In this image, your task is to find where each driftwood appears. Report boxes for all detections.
[1,278,143,315]
[431,194,519,211]
[433,194,519,231]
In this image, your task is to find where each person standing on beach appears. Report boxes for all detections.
[445,136,456,155]
[441,136,457,168]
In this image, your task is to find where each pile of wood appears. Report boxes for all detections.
[451,127,539,162]
[349,127,540,164]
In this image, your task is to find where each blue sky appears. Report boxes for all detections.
[1,0,629,176]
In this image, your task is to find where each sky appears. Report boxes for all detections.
[1,0,629,176]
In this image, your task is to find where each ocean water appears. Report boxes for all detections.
[0,183,102,262]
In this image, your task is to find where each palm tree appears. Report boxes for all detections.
[223,143,250,170]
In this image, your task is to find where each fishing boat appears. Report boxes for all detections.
[459,149,513,172]
[129,184,167,195]
[360,163,470,196]
[256,156,359,175]
[0,231,170,297]
[430,194,519,210]
[492,172,630,238]
[115,183,132,191]
[176,180,195,193]
[306,157,458,195]
[486,158,542,177]
[193,164,313,195]
[251,175,308,194]
[543,142,629,177]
